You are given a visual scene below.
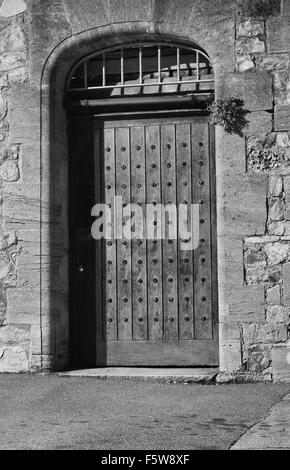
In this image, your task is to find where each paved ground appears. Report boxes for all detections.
[232,392,290,450]
[0,374,289,450]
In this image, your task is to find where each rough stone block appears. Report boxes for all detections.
[237,20,265,37]
[282,0,290,15]
[272,343,290,382]
[247,344,272,373]
[265,242,290,265]
[268,17,290,53]
[0,160,20,182]
[284,176,290,220]
[219,285,265,323]
[217,236,244,286]
[268,197,285,222]
[6,289,43,324]
[216,71,273,111]
[246,111,273,139]
[268,221,287,235]
[242,322,288,345]
[244,245,266,265]
[0,0,27,17]
[2,193,53,229]
[236,56,255,72]
[256,53,290,71]
[266,305,290,322]
[275,104,290,131]
[0,324,30,372]
[283,262,290,305]
[236,37,265,54]
[217,174,267,236]
[219,322,242,372]
[245,265,281,285]
[215,127,246,176]
[266,285,281,305]
[268,176,283,197]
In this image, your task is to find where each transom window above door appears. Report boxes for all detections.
[67,43,214,99]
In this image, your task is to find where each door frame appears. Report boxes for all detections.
[67,108,218,369]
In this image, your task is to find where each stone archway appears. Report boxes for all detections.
[40,21,224,371]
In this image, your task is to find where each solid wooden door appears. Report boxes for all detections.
[69,115,218,367]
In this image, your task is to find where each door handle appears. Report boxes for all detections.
[78,265,84,273]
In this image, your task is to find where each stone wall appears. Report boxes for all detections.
[0,0,289,380]
[217,0,290,382]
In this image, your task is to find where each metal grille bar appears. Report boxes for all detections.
[67,43,213,93]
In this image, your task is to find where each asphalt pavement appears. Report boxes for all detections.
[0,374,289,450]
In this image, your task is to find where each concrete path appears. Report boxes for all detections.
[231,393,290,450]
[0,374,289,450]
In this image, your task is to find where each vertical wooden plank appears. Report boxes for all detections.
[94,128,103,342]
[145,126,163,340]
[103,128,117,341]
[161,124,178,340]
[192,122,213,340]
[115,127,132,340]
[176,123,194,340]
[130,127,147,340]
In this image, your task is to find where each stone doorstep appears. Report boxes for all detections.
[58,368,219,384]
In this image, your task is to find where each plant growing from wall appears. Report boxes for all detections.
[237,0,280,18]
[248,134,290,172]
[208,98,250,137]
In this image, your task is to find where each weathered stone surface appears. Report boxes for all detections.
[246,111,273,139]
[284,175,290,220]
[282,221,290,235]
[6,289,48,324]
[272,343,290,382]
[268,176,283,196]
[217,174,267,236]
[0,21,27,75]
[237,20,264,37]
[266,285,281,305]
[0,159,20,181]
[244,235,280,244]
[236,55,255,72]
[219,322,242,372]
[275,104,290,131]
[2,193,52,229]
[0,0,27,17]
[215,128,246,175]
[216,71,272,111]
[257,53,289,71]
[219,285,265,323]
[236,37,265,54]
[283,262,290,305]
[242,322,288,345]
[268,17,290,53]
[217,236,244,286]
[0,253,13,280]
[0,231,16,250]
[247,344,272,374]
[0,324,30,372]
[268,197,285,222]
[282,0,290,16]
[266,305,290,323]
[244,245,266,265]
[268,221,287,236]
[245,264,281,285]
[265,242,290,265]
